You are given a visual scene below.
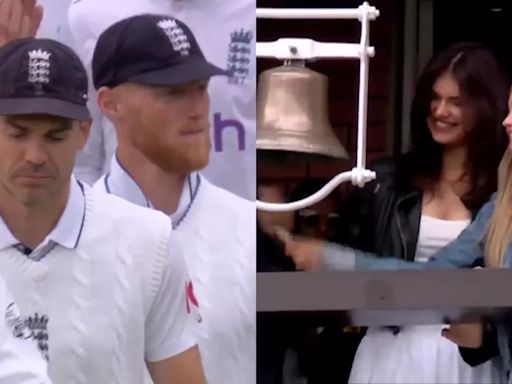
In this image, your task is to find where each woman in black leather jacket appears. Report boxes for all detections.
[336,46,507,260]
[328,42,510,383]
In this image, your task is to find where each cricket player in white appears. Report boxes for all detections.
[67,0,256,200]
[0,37,205,384]
[0,277,52,383]
[91,14,256,384]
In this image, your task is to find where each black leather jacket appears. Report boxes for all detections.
[333,158,482,263]
[326,157,491,375]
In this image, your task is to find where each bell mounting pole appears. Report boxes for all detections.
[256,2,380,212]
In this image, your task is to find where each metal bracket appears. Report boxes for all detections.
[257,38,375,61]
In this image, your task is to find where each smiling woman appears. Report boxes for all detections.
[427,72,466,146]
[408,42,509,211]
[285,41,510,384]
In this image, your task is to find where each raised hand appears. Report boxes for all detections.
[0,0,43,48]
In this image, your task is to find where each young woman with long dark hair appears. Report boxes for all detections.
[286,42,510,383]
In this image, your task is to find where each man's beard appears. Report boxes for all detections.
[139,141,211,174]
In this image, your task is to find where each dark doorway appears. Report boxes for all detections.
[434,0,512,73]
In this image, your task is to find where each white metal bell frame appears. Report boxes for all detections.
[256,2,379,212]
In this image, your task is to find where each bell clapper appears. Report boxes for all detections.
[283,58,306,67]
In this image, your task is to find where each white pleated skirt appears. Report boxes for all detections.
[349,325,505,383]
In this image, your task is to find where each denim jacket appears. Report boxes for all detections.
[321,194,512,380]
[322,195,495,271]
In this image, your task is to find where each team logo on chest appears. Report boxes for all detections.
[27,49,51,86]
[227,28,253,85]
[5,305,50,360]
[5,302,32,340]
[26,313,49,360]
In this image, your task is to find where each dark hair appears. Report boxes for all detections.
[404,42,509,210]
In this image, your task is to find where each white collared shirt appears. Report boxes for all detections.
[0,177,86,261]
[104,156,198,228]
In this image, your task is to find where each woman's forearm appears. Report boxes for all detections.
[320,242,426,271]
[459,322,499,367]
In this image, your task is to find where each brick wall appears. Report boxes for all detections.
[257,0,402,183]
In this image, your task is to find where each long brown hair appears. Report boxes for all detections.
[485,150,512,267]
[404,42,509,211]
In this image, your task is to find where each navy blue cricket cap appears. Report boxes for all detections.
[0,38,90,120]
[92,14,228,89]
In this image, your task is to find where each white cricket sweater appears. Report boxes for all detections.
[95,173,257,384]
[68,0,256,200]
[0,185,198,384]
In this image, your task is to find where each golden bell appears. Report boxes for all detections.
[256,64,349,159]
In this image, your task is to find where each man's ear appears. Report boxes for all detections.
[77,119,92,150]
[97,86,118,121]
